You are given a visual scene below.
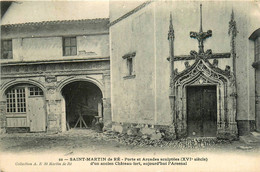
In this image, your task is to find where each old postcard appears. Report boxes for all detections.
[0,0,260,171]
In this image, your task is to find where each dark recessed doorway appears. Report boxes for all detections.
[187,85,217,137]
[61,81,103,129]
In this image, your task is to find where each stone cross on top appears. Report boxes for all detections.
[190,4,212,55]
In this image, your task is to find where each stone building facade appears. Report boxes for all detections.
[0,2,111,133]
[1,1,259,140]
[109,1,260,139]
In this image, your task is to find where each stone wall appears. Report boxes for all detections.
[0,60,111,133]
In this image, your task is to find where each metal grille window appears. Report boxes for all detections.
[6,88,26,113]
[6,89,16,113]
[63,37,77,56]
[1,40,13,59]
[29,87,43,96]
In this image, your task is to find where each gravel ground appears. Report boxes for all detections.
[1,129,260,172]
[0,129,260,155]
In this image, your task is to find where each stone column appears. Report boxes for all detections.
[45,86,63,132]
[102,74,112,130]
[0,100,7,133]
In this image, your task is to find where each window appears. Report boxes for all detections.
[63,37,77,56]
[1,40,13,59]
[127,58,133,76]
[6,88,26,113]
[29,87,43,96]
[122,52,136,79]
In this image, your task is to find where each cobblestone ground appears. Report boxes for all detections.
[0,129,260,155]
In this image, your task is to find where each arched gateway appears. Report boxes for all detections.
[61,81,103,130]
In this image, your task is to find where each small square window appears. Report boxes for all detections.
[63,37,77,56]
[1,40,13,59]
[122,52,136,79]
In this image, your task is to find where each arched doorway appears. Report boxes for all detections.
[3,83,46,132]
[172,58,237,138]
[61,81,103,130]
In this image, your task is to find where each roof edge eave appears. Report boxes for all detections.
[1,18,110,28]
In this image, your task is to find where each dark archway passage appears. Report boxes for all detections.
[61,81,103,129]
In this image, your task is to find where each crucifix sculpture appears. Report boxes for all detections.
[190,4,212,55]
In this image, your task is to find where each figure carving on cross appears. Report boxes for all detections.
[190,4,212,55]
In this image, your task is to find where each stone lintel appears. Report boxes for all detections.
[167,53,231,61]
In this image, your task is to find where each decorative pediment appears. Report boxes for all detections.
[174,56,231,86]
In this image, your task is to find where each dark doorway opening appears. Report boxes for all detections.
[61,81,103,129]
[187,85,217,137]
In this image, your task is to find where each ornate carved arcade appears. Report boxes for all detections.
[168,4,238,139]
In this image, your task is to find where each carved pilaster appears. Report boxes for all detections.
[228,10,238,137]
[168,13,175,120]
[168,13,177,138]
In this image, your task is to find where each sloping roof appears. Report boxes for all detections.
[1,1,12,18]
[1,1,109,25]
[1,18,109,28]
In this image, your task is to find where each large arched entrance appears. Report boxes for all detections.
[61,81,103,130]
[2,83,46,132]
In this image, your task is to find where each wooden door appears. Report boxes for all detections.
[27,96,46,132]
[187,86,217,137]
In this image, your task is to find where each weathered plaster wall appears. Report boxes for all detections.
[1,21,109,62]
[77,35,109,58]
[8,35,109,61]
[110,1,259,129]
[110,4,156,124]
[12,37,62,61]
